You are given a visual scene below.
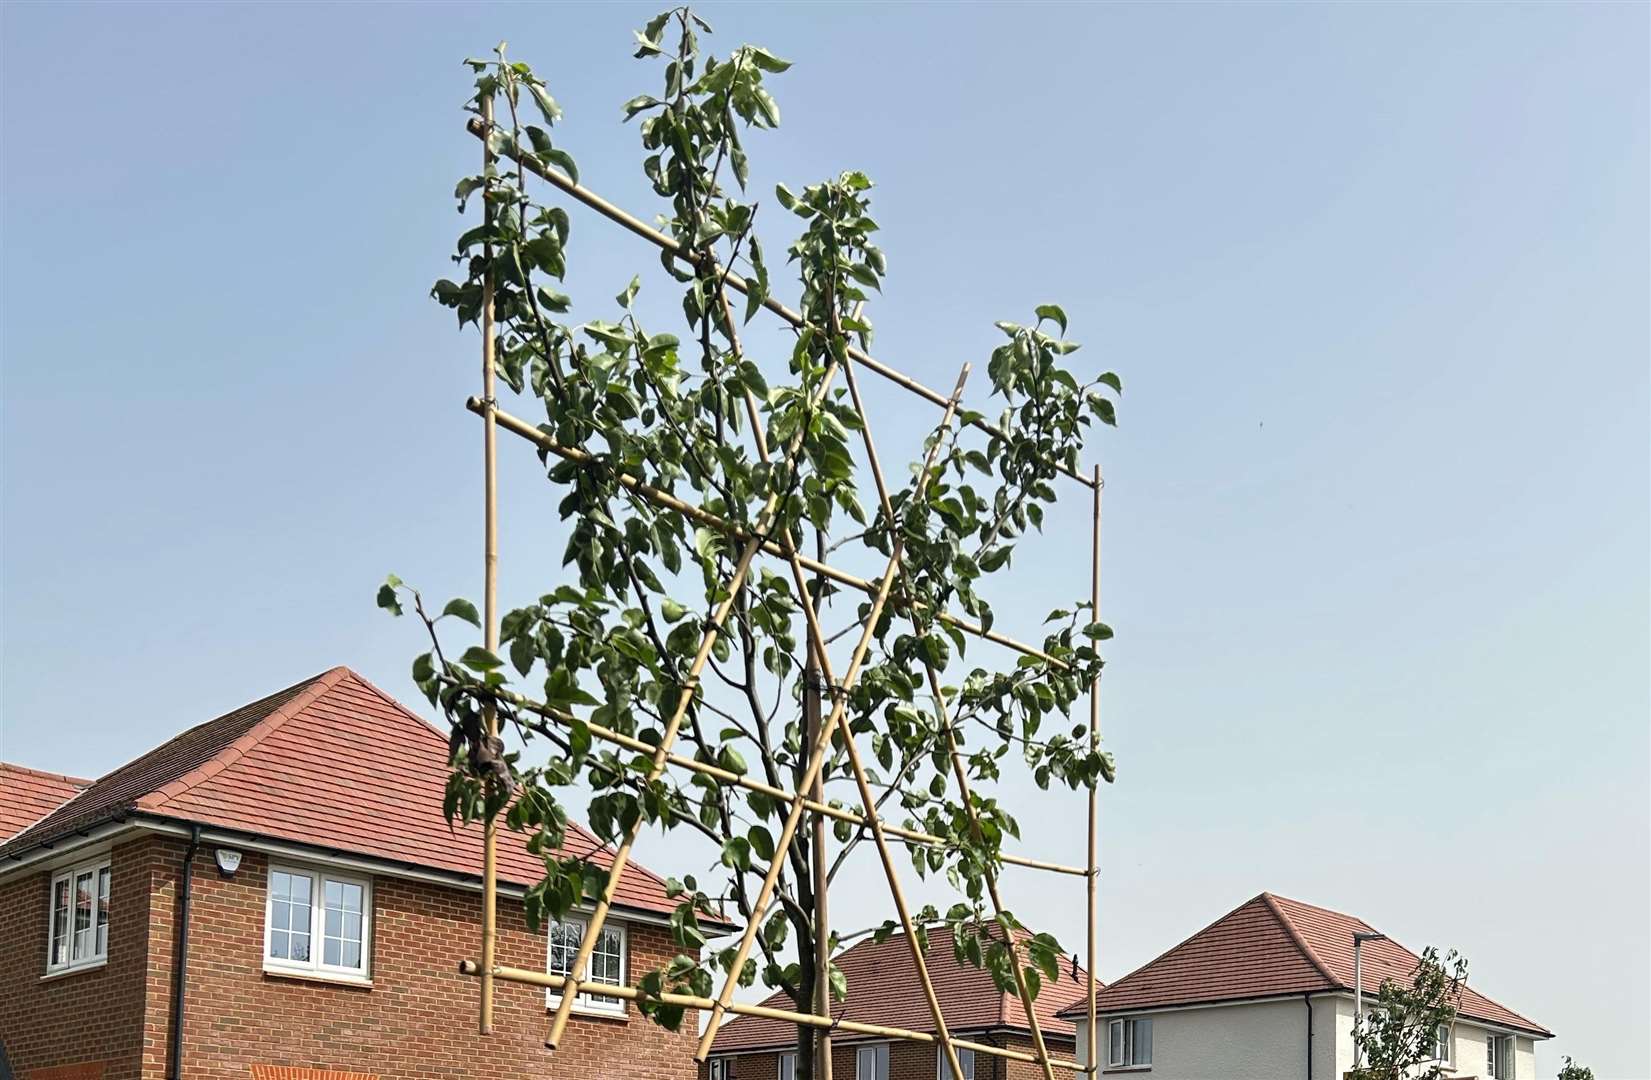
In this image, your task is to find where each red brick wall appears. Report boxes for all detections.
[2,833,700,1080]
[0,834,161,1080]
[704,1033,1072,1080]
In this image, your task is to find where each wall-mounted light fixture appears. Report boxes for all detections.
[214,848,242,877]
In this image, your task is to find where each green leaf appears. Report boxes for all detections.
[442,598,482,628]
[661,598,690,623]
[1097,371,1122,395]
[460,646,503,672]
[616,275,641,309]
[774,183,798,211]
[746,46,791,73]
[529,83,562,125]
[376,581,403,616]
[1034,304,1068,334]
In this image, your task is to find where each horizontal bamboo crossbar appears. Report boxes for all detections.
[456,961,1085,1072]
[463,116,1095,490]
[466,397,1069,671]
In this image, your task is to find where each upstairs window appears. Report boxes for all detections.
[545,914,627,1016]
[1108,1017,1153,1068]
[1488,1034,1513,1079]
[856,1044,889,1080]
[778,1052,796,1080]
[264,863,371,980]
[707,1060,733,1080]
[1435,1023,1453,1066]
[47,856,111,974]
[938,1046,976,1080]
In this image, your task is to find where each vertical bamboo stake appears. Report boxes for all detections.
[694,367,973,1079]
[478,93,500,1038]
[1086,463,1102,1074]
[807,530,832,1080]
[544,355,850,1051]
[835,352,1056,1080]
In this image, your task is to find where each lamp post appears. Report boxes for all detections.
[1352,931,1388,1071]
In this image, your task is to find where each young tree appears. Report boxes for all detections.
[1351,947,1469,1080]
[386,9,1118,1077]
[1557,1057,1594,1080]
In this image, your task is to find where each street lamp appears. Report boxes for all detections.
[1352,931,1388,1071]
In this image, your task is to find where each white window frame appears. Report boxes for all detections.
[708,1060,733,1080]
[1107,1016,1153,1068]
[1487,1034,1513,1080]
[45,855,111,975]
[544,913,628,1017]
[1435,1022,1453,1066]
[263,862,372,982]
[856,1042,890,1080]
[778,1051,797,1080]
[937,1045,976,1080]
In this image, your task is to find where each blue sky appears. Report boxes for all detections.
[3,2,1646,1073]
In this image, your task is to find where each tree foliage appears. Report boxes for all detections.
[1557,1057,1594,1080]
[385,9,1119,1072]
[1350,946,1469,1080]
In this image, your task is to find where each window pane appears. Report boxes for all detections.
[1135,1018,1152,1064]
[270,928,290,960]
[290,930,310,962]
[318,878,364,971]
[51,877,71,966]
[95,867,111,957]
[779,1052,796,1080]
[72,870,94,961]
[548,920,581,977]
[1109,1020,1124,1066]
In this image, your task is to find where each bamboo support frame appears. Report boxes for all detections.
[693,368,972,1077]
[463,398,1066,671]
[456,93,1109,1080]
[457,962,1087,1073]
[464,115,1095,489]
[835,345,1057,1080]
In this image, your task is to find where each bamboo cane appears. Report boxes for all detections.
[693,367,971,1071]
[835,347,1057,1080]
[457,961,1087,1073]
[477,93,500,1038]
[1086,464,1102,1074]
[466,399,1066,671]
[542,354,849,1050]
[463,115,1094,490]
[485,682,1087,876]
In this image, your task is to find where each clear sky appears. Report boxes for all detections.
[3,2,1646,1074]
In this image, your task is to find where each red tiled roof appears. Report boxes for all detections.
[0,667,689,921]
[1057,893,1550,1038]
[0,763,89,840]
[710,924,1099,1053]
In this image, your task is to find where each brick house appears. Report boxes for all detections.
[0,666,719,1080]
[1056,892,1552,1079]
[701,925,1097,1080]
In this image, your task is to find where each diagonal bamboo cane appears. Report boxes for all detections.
[1086,463,1103,1074]
[542,350,848,1050]
[693,365,972,1068]
[835,337,1059,1080]
[710,286,966,1080]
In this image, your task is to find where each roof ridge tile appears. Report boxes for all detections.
[1259,891,1343,988]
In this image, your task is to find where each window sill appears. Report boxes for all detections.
[545,1002,629,1023]
[40,959,108,982]
[1103,1068,1151,1075]
[262,964,373,989]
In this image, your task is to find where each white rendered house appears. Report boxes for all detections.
[1061,893,1550,1080]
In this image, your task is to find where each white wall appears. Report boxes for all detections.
[1077,998,1538,1080]
[1078,999,1319,1080]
